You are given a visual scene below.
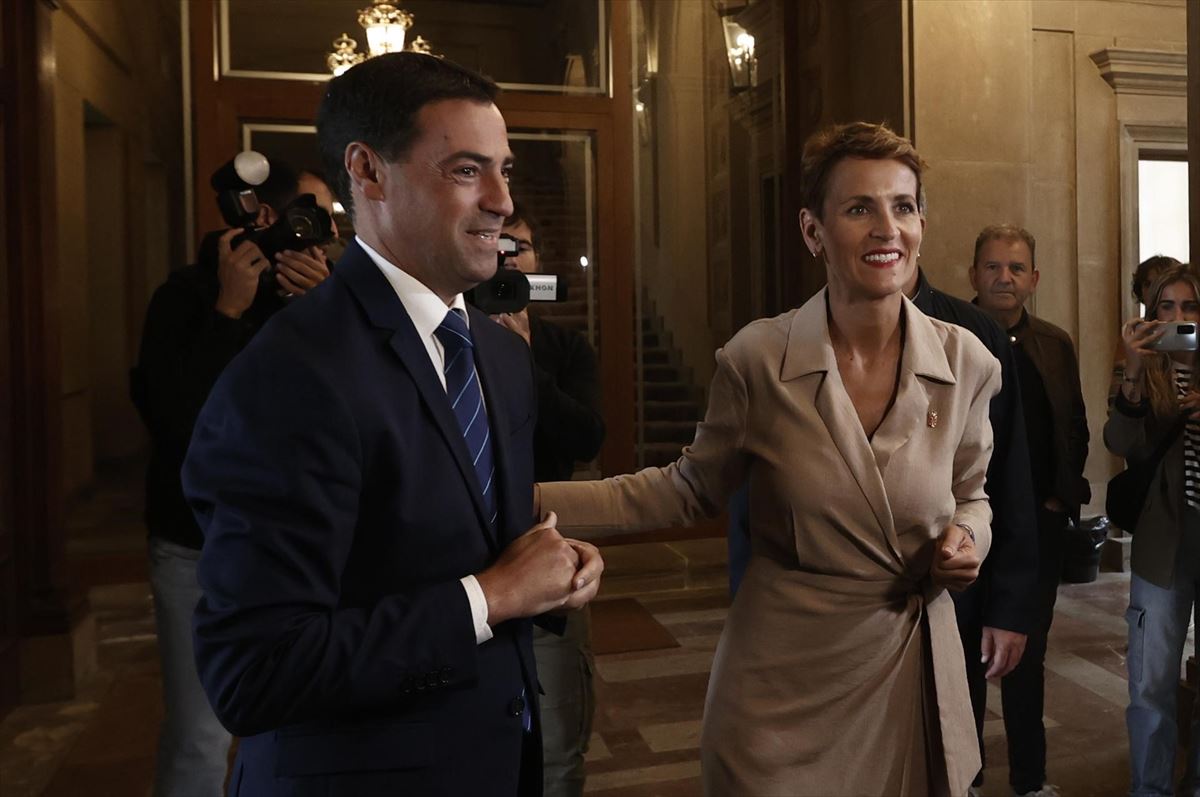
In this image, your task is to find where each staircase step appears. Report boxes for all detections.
[640,364,689,383]
[643,421,697,444]
[642,383,697,402]
[641,401,703,422]
[640,348,671,365]
[642,331,666,348]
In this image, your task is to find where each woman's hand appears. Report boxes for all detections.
[1121,318,1165,378]
[930,523,980,591]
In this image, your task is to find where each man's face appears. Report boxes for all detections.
[970,237,1039,315]
[298,173,339,239]
[370,99,514,298]
[501,220,538,274]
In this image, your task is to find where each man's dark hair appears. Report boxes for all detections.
[1132,254,1183,303]
[316,52,499,214]
[210,155,299,214]
[255,159,300,211]
[298,167,329,187]
[504,202,542,255]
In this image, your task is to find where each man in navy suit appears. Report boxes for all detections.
[183,52,604,796]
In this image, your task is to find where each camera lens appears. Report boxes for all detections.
[288,214,316,239]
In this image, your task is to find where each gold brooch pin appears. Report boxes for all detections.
[927,410,939,429]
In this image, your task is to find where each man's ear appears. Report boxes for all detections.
[345,142,386,203]
[256,203,278,227]
[1031,267,1041,291]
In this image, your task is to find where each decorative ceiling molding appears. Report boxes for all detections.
[1090,48,1187,97]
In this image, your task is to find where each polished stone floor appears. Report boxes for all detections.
[0,461,1194,796]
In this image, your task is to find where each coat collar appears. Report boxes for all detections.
[778,289,955,561]
[781,289,956,386]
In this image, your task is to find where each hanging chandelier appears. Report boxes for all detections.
[327,0,432,77]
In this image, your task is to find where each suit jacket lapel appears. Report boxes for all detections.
[469,306,519,546]
[338,242,499,553]
[783,291,895,541]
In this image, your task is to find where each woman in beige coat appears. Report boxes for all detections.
[538,122,1000,796]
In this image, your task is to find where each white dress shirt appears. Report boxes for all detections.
[358,236,494,645]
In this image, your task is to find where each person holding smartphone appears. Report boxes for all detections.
[1107,263,1200,797]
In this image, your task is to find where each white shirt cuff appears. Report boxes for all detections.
[460,575,494,644]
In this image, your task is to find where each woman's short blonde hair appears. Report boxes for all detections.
[799,122,927,219]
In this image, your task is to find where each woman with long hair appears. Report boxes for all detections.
[1107,264,1200,796]
[537,122,1000,796]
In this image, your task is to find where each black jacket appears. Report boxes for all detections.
[131,231,285,549]
[1008,309,1092,518]
[528,313,605,482]
[912,271,1039,633]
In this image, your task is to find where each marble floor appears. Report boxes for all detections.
[0,461,1195,796]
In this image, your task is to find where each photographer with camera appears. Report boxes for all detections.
[1107,263,1200,797]
[130,154,336,797]
[492,203,605,797]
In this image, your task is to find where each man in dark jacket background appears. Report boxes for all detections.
[970,223,1091,797]
[131,161,335,797]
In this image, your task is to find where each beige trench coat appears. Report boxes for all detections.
[540,291,1001,796]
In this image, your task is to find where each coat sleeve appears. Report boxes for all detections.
[1103,390,1153,460]
[979,341,1038,633]
[540,346,750,538]
[1062,340,1092,515]
[951,352,1002,562]
[183,344,479,737]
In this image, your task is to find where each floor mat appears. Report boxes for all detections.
[589,598,680,655]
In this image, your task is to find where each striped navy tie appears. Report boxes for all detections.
[435,309,498,531]
[436,310,530,732]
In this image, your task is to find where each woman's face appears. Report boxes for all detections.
[800,157,924,303]
[1154,280,1200,323]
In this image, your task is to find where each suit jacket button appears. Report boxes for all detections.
[508,696,526,717]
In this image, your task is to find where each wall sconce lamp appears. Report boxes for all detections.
[327,0,433,77]
[712,0,757,91]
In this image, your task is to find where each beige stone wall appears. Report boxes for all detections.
[51,1,182,496]
[909,0,1189,512]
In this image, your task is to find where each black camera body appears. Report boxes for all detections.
[230,194,335,268]
[212,152,335,269]
[466,234,568,314]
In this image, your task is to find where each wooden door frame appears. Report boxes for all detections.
[188,0,636,477]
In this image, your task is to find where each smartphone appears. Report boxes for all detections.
[1150,323,1199,352]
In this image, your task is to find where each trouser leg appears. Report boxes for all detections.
[148,538,231,797]
[1002,509,1065,795]
[534,608,595,797]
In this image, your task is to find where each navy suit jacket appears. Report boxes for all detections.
[183,241,542,796]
